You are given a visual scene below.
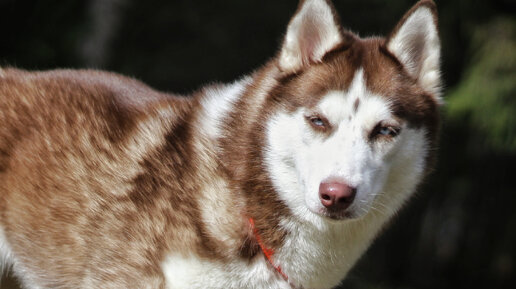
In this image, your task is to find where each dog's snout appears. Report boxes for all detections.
[319,181,356,211]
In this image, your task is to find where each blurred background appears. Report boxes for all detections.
[0,0,514,288]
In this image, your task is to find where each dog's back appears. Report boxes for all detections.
[0,69,194,288]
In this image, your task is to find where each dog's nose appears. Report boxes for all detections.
[319,181,357,211]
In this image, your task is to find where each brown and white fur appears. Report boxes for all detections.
[0,0,442,288]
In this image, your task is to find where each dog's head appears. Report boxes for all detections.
[264,0,441,222]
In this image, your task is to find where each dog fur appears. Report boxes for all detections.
[0,1,441,288]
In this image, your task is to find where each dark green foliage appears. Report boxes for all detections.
[447,17,516,153]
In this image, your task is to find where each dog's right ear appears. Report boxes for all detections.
[278,0,343,74]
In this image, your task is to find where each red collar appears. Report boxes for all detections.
[248,217,290,282]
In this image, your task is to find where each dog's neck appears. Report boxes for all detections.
[258,212,386,288]
[248,217,291,282]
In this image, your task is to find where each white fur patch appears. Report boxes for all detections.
[162,253,207,289]
[161,253,291,289]
[198,78,250,141]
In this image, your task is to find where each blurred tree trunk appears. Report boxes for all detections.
[80,0,127,67]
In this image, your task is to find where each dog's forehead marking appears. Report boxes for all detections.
[316,68,392,127]
[353,98,360,114]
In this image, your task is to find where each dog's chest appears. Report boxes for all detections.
[161,252,293,289]
[273,217,385,289]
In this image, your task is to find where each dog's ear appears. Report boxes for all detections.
[278,0,343,74]
[386,0,442,99]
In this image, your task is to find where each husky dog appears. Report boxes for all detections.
[0,0,441,288]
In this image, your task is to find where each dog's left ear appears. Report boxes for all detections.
[278,0,343,74]
[386,0,441,98]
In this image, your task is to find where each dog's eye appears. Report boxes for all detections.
[371,122,401,139]
[306,115,329,131]
[311,117,325,127]
[378,126,398,136]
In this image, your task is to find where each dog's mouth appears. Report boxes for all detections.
[317,208,358,221]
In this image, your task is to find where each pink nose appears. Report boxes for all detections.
[319,181,357,211]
